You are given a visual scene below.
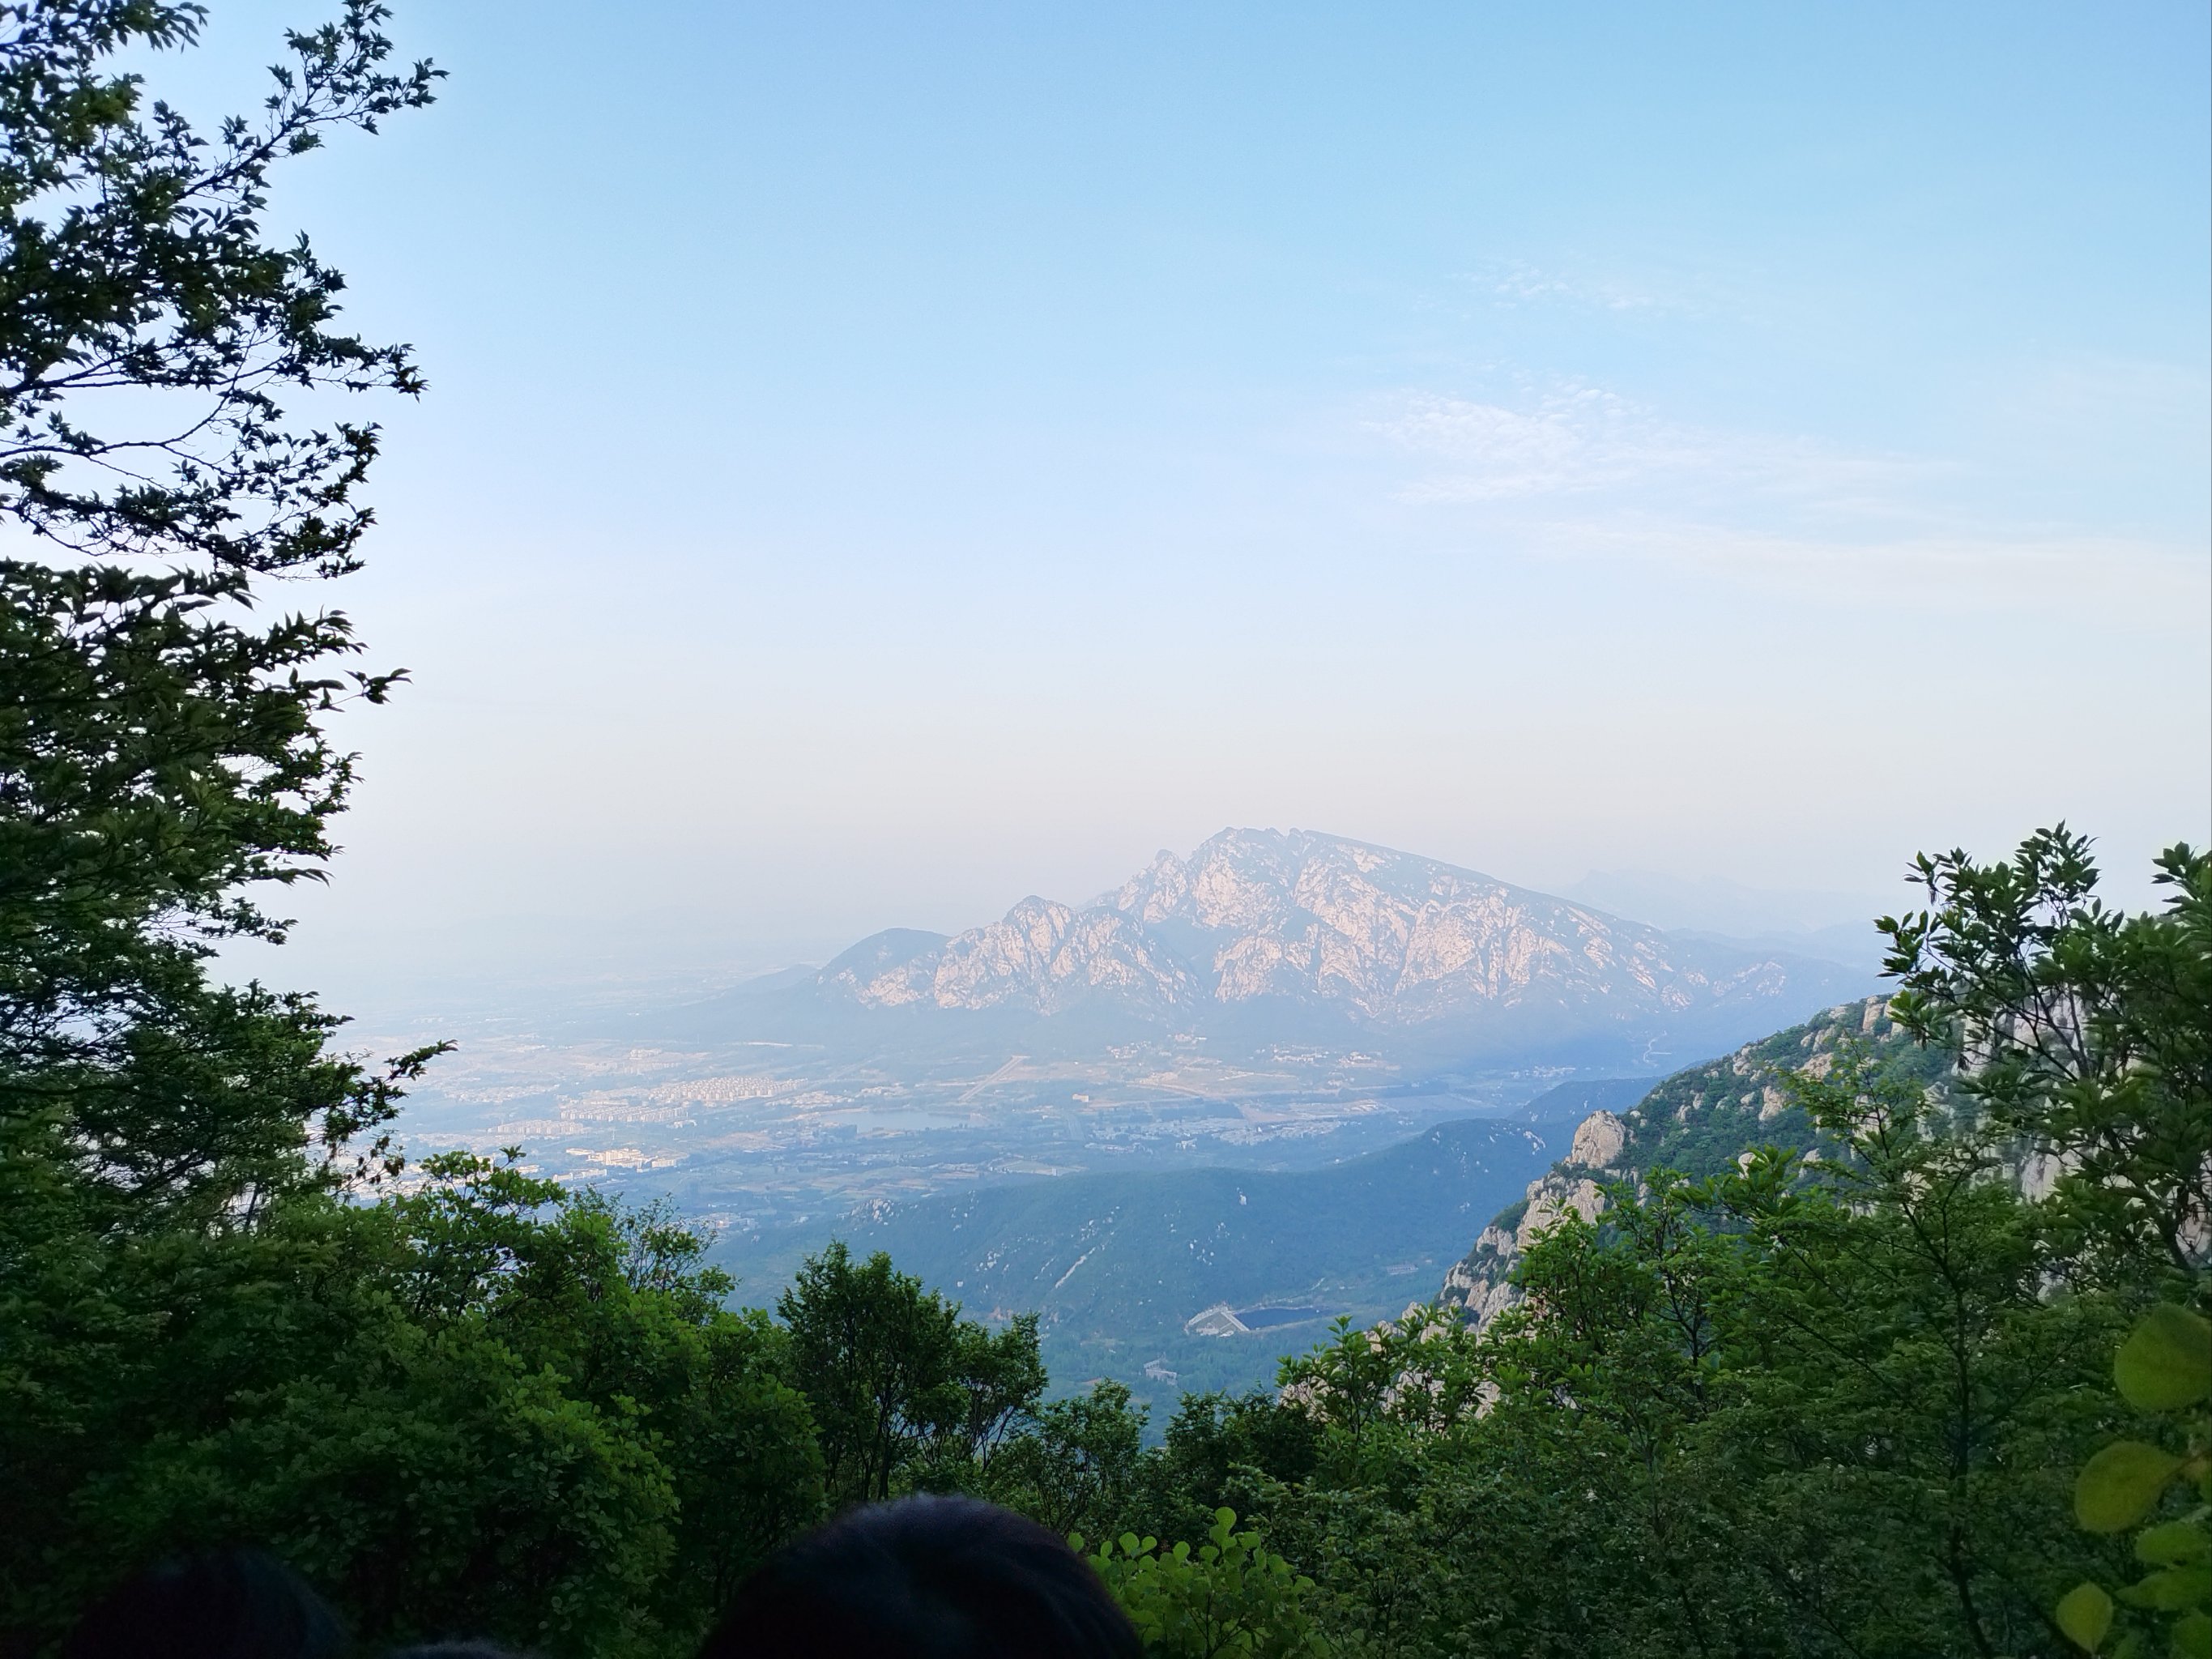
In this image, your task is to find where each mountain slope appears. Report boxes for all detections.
[1437,996,1945,1327]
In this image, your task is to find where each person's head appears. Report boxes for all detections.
[697,1495,1140,1659]
[62,1547,350,1659]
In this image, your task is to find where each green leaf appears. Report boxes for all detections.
[2139,1522,2212,1567]
[2117,1306,2212,1413]
[2080,1443,2187,1533]
[2058,1582,2114,1652]
[2121,1565,2212,1614]
[2172,1610,2212,1659]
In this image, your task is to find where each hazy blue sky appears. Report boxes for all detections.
[180,2,2209,1003]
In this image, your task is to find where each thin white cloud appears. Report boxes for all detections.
[1360,381,2207,624]
[1473,259,1666,313]
[1372,386,1923,509]
[1379,389,1634,499]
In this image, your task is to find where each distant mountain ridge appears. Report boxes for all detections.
[765,829,1878,1065]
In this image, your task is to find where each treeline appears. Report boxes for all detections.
[3,6,2207,1657]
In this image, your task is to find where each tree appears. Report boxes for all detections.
[0,15,830,1655]
[1085,1510,1331,1659]
[3,1149,827,1658]
[778,1241,1045,1508]
[983,1379,1149,1540]
[1709,1063,2126,1657]
[1276,1305,1487,1446]
[1877,832,2212,1653]
[1,0,443,1226]
[1125,1388,1319,1563]
[1884,830,2211,1277]
[1,6,449,1642]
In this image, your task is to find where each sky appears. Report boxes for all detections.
[172,2,2210,1009]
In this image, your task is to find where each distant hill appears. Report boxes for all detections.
[667,829,1880,1072]
[717,1114,1563,1409]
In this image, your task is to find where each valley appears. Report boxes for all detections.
[714,1113,1582,1411]
[382,1018,1578,1235]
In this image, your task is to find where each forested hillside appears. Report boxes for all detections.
[720,1115,1560,1410]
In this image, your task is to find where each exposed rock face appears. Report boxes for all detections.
[1439,1223,1528,1331]
[1438,996,1930,1329]
[813,829,1866,1041]
[1568,1111,1627,1169]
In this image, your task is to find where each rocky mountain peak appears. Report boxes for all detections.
[803,830,1874,1055]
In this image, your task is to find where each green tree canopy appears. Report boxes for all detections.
[778,1240,1046,1508]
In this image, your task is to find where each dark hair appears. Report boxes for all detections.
[62,1548,350,1659]
[697,1495,1140,1659]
